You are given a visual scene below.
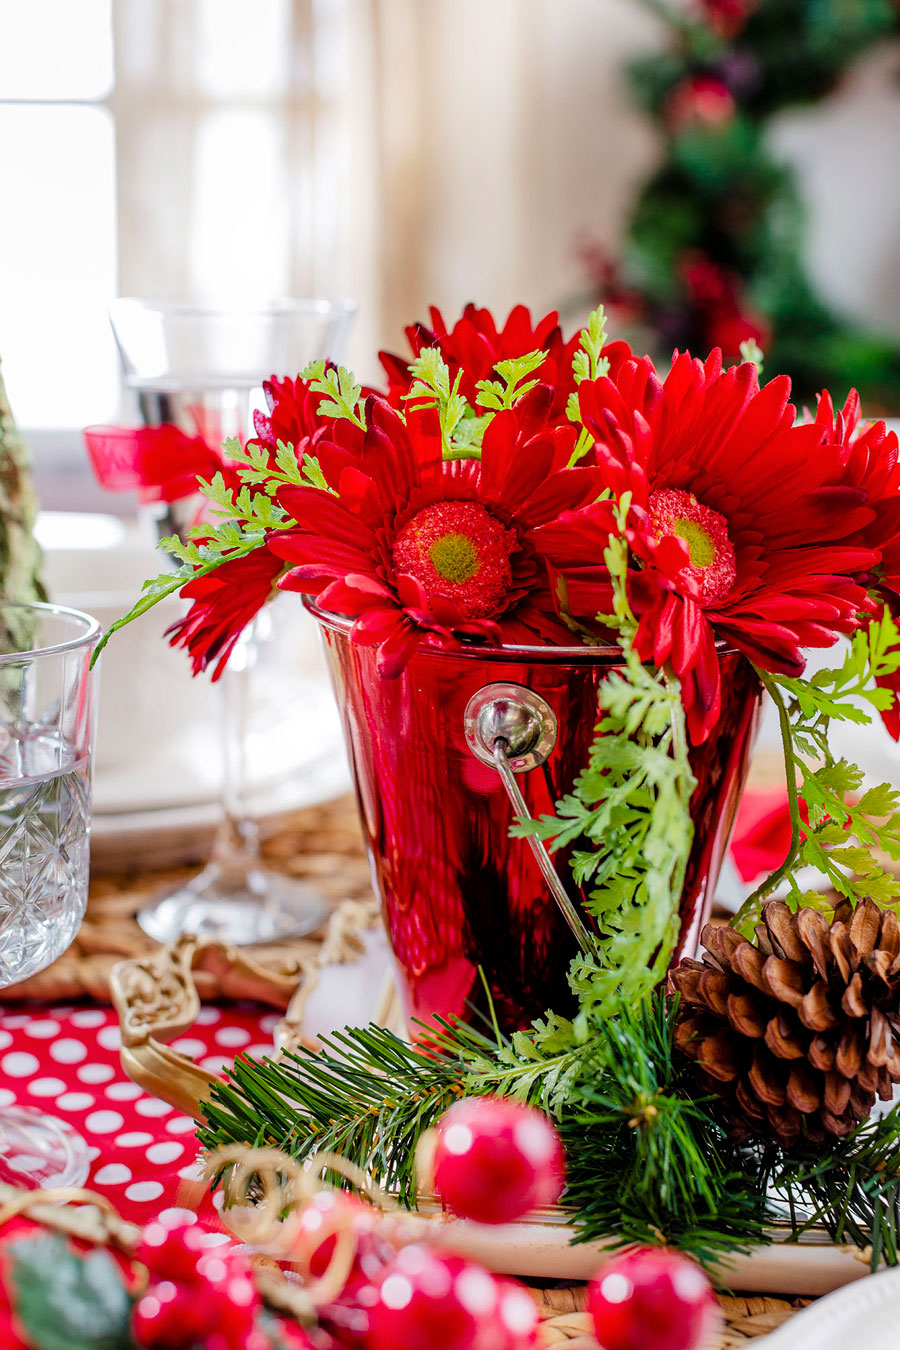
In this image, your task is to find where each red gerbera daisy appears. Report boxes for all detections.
[379,303,626,425]
[250,373,330,457]
[267,393,604,677]
[812,388,900,738]
[166,547,285,679]
[539,350,879,741]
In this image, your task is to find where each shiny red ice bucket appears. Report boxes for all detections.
[309,601,761,1033]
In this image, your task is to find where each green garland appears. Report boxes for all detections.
[598,0,900,408]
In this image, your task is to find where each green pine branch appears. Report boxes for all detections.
[199,989,900,1275]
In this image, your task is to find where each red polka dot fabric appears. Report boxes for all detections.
[0,1003,277,1226]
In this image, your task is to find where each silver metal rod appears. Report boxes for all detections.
[491,738,595,955]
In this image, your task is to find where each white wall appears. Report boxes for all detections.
[770,41,900,342]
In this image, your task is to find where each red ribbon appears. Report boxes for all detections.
[83,424,224,504]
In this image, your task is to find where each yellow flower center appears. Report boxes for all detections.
[647,487,737,606]
[672,517,716,570]
[392,500,518,619]
[428,532,480,585]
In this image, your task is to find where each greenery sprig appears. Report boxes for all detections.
[567,305,611,465]
[298,359,366,429]
[517,496,696,1018]
[734,610,900,933]
[475,349,547,412]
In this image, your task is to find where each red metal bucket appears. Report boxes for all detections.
[309,601,761,1033]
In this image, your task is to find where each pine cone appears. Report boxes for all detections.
[669,899,900,1147]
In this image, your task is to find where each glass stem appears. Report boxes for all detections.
[209,626,264,893]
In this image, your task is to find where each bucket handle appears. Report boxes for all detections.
[464,683,594,955]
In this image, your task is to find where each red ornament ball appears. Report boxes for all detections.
[431,1096,565,1224]
[366,1244,537,1350]
[137,1221,207,1284]
[132,1279,210,1349]
[292,1189,383,1281]
[587,1247,719,1350]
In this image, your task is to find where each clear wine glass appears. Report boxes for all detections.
[0,602,100,1187]
[109,298,356,945]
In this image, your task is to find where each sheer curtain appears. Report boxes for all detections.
[110,0,373,378]
[109,0,661,382]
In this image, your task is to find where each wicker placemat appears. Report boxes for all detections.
[1,793,374,1003]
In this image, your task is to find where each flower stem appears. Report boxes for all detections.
[732,671,802,934]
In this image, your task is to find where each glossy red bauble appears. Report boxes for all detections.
[431,1097,565,1224]
[205,1330,272,1350]
[136,1221,208,1285]
[587,1247,719,1350]
[366,1244,537,1350]
[131,1279,210,1348]
[292,1190,384,1281]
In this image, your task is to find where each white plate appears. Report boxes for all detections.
[90,747,351,870]
[753,1265,900,1346]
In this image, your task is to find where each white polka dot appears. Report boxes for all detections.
[146,1141,184,1165]
[93,1163,132,1186]
[215,1027,250,1048]
[0,1088,16,1107]
[55,1092,94,1111]
[70,1010,107,1029]
[246,1045,273,1059]
[78,1064,115,1085]
[49,1006,74,1018]
[49,1039,87,1065]
[135,1098,172,1118]
[0,1030,12,1051]
[158,1207,197,1226]
[105,1081,142,1102]
[195,1008,221,1026]
[259,1014,279,1034]
[115,1132,153,1148]
[170,1038,206,1059]
[212,1192,225,1211]
[199,1056,231,1074]
[166,1116,198,1135]
[97,1026,121,1051]
[1,1014,31,1028]
[196,1232,231,1247]
[177,1161,205,1181]
[2,1052,39,1077]
[25,1019,60,1039]
[85,1110,124,1134]
[27,1077,66,1097]
[87,1146,102,1161]
[126,1181,164,1203]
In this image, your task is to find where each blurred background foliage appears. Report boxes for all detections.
[588,0,900,408]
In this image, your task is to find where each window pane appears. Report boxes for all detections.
[0,0,113,101]
[0,105,118,428]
